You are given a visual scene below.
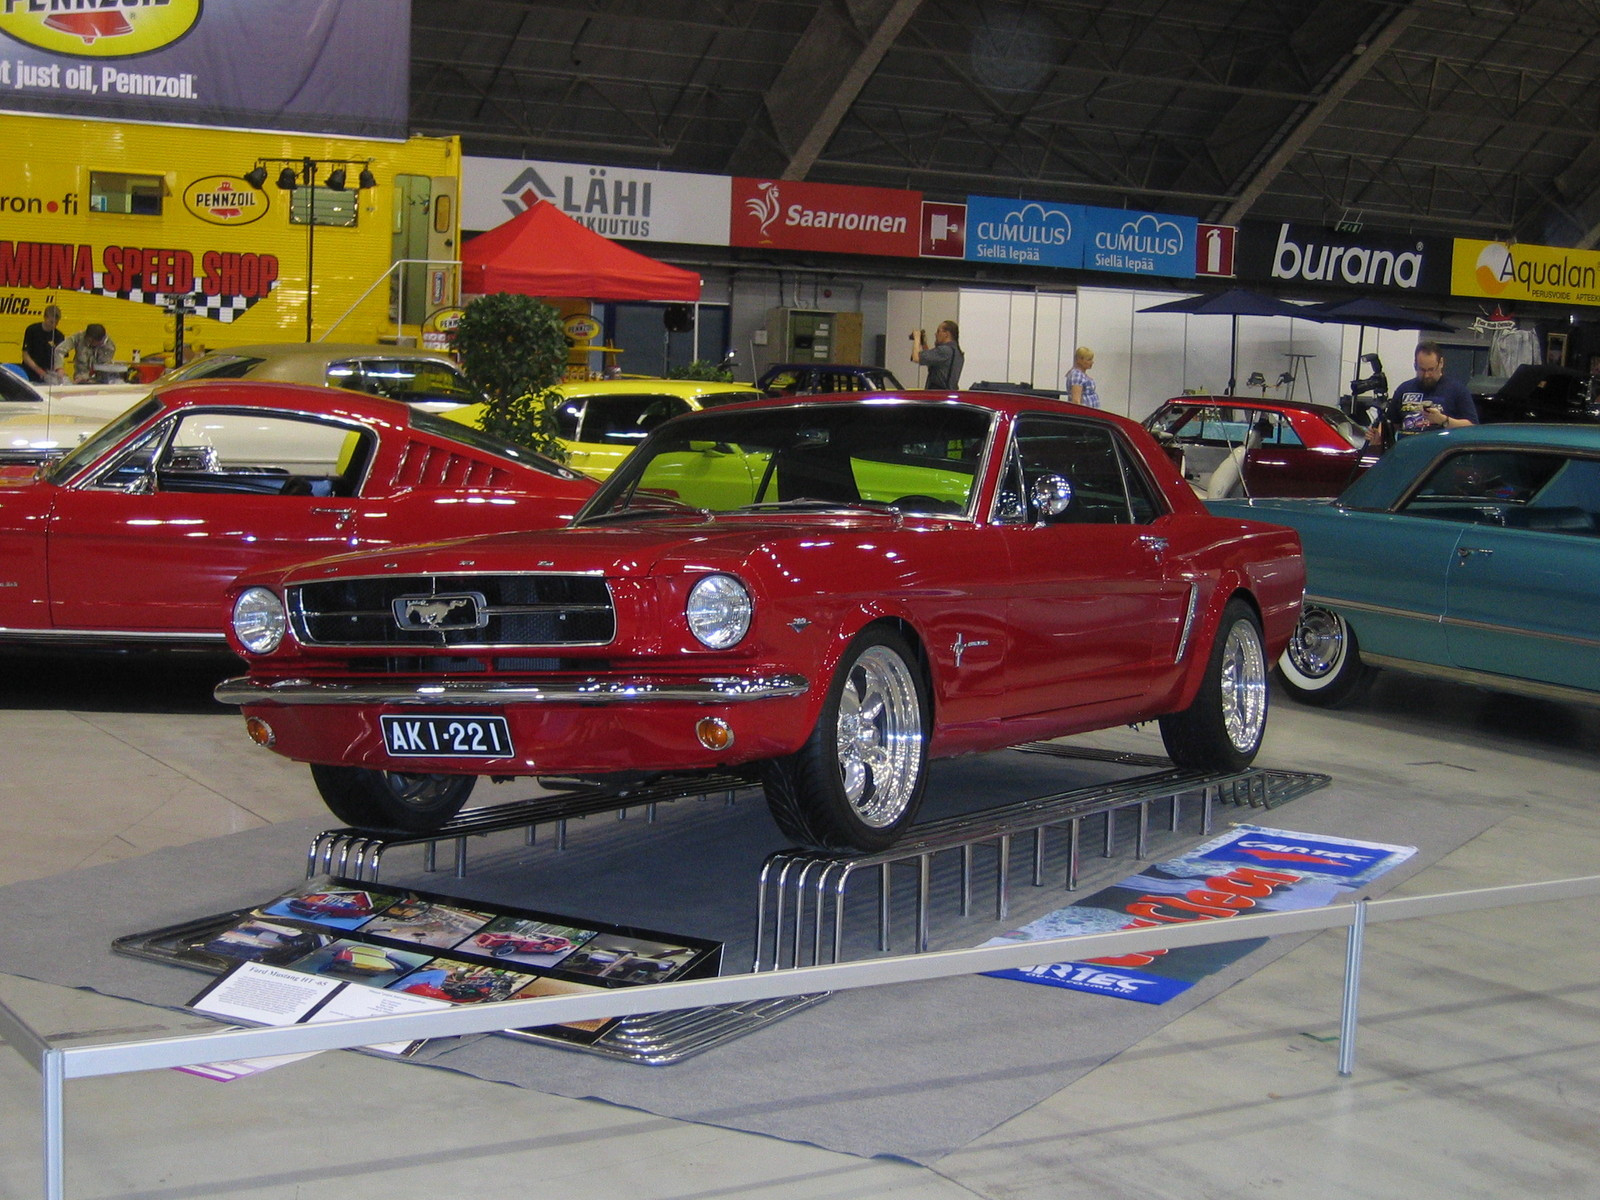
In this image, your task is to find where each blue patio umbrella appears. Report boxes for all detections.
[1299,296,1458,362]
[1139,287,1313,395]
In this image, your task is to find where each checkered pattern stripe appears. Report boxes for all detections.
[86,276,277,324]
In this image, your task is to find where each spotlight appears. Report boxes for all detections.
[357,166,377,189]
[276,166,300,190]
[324,168,347,191]
[243,165,268,189]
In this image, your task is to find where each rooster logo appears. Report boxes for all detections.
[746,182,782,240]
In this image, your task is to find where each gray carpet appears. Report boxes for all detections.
[0,749,1503,1163]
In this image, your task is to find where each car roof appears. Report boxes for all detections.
[202,343,459,362]
[670,387,1155,433]
[1153,394,1354,423]
[552,378,761,399]
[152,379,421,425]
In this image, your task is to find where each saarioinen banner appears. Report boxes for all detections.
[0,0,409,138]
[1453,239,1600,307]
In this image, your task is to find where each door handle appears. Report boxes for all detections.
[310,506,357,530]
[1138,535,1169,555]
[1455,546,1493,563]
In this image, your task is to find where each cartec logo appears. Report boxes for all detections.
[183,176,266,226]
[1200,836,1389,877]
[0,0,201,58]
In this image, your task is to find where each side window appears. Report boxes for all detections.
[1401,449,1567,525]
[1264,415,1304,447]
[330,359,480,406]
[90,171,163,215]
[1113,436,1165,523]
[151,412,372,496]
[580,395,680,446]
[1012,415,1140,525]
[553,398,583,440]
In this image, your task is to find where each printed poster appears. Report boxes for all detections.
[984,825,1416,1004]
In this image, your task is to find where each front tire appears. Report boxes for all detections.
[760,627,929,851]
[310,765,476,832]
[1277,604,1372,707]
[1160,599,1269,771]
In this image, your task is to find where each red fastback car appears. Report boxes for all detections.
[217,392,1304,852]
[0,381,593,649]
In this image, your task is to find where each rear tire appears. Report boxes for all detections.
[310,765,476,832]
[1277,604,1373,707]
[760,627,929,851]
[1160,599,1269,771]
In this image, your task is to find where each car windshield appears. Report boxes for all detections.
[408,410,585,479]
[163,354,266,382]
[44,396,163,482]
[581,400,991,521]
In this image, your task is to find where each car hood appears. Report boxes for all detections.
[266,511,924,587]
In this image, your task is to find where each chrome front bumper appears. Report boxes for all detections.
[214,673,811,707]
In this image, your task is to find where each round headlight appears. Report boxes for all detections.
[232,586,287,655]
[686,574,752,649]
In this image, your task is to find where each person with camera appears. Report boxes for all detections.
[910,320,964,389]
[1367,341,1476,446]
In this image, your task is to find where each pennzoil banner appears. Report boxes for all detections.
[0,0,409,139]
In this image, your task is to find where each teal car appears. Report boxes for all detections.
[1208,424,1600,708]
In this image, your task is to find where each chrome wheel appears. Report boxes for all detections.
[1285,605,1349,682]
[835,644,924,828]
[1219,617,1269,754]
[1277,605,1372,707]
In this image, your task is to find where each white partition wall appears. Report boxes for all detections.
[889,282,1433,419]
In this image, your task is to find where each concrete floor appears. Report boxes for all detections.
[1,651,1597,1199]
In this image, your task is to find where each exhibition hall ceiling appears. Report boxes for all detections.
[411,0,1600,247]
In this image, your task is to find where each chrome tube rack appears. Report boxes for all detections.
[306,770,754,882]
[754,753,1331,971]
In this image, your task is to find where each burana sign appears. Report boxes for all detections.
[182,176,266,226]
[1451,239,1600,307]
[0,0,201,57]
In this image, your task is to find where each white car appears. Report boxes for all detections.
[0,369,149,460]
[0,344,483,462]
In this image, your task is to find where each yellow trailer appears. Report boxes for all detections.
[1,113,460,370]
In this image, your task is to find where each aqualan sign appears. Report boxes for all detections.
[731,178,921,257]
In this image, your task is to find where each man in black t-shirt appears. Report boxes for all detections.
[20,303,64,383]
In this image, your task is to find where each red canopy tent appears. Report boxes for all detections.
[460,201,701,301]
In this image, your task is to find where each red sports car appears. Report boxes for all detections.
[472,931,574,957]
[0,381,593,650]
[216,391,1304,851]
[1143,396,1379,499]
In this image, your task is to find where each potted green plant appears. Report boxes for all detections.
[451,292,569,460]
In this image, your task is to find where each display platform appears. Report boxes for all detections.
[0,741,1506,1162]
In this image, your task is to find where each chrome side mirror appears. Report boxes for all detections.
[1030,473,1073,521]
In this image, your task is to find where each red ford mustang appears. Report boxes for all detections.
[1144,395,1379,499]
[216,392,1304,851]
[0,381,593,650]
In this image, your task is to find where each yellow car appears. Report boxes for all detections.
[444,378,760,480]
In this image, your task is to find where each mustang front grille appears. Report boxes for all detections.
[289,574,615,648]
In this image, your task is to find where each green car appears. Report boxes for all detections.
[1208,424,1600,708]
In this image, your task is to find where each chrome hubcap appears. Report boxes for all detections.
[1220,619,1268,753]
[1287,606,1346,679]
[835,646,923,828]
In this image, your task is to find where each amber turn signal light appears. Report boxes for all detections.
[695,717,734,751]
[244,716,276,748]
